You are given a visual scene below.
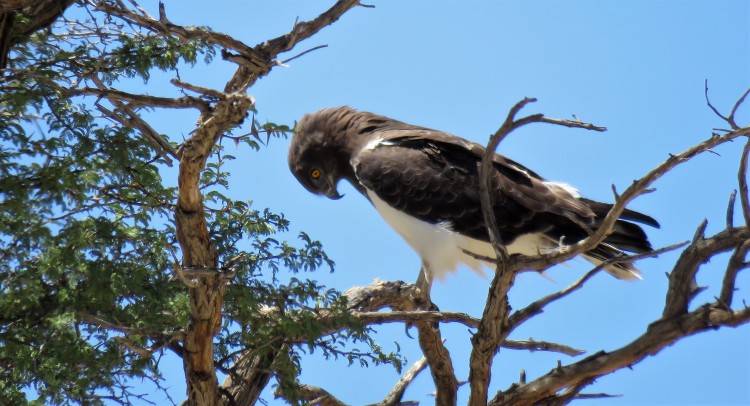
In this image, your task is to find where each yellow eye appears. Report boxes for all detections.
[310,168,322,180]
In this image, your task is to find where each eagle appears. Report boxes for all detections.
[288,106,658,292]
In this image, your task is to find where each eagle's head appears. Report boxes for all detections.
[288,107,363,200]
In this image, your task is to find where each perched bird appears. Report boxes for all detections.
[288,106,658,292]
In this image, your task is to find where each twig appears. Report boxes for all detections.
[728,87,750,130]
[509,241,687,335]
[727,190,737,228]
[538,116,606,131]
[226,0,364,93]
[705,79,731,124]
[170,78,227,100]
[509,266,603,331]
[502,339,585,357]
[573,392,622,400]
[738,136,750,225]
[280,44,328,65]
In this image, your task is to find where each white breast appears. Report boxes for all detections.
[366,190,549,281]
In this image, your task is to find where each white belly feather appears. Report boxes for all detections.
[366,190,550,281]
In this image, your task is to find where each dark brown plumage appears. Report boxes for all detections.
[288,106,658,284]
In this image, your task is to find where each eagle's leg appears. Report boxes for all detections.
[415,260,433,300]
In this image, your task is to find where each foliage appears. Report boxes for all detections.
[0,2,399,405]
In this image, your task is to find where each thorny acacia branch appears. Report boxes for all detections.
[74,1,370,405]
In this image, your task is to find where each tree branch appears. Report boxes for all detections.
[728,87,750,129]
[275,383,346,406]
[490,304,750,406]
[508,241,688,331]
[491,217,750,405]
[663,226,749,318]
[226,0,363,93]
[469,98,607,406]
[737,136,750,225]
[378,355,429,406]
[506,125,750,274]
[353,310,585,356]
[719,239,750,308]
[90,74,181,164]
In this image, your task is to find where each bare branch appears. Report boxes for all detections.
[537,116,606,131]
[508,266,603,331]
[379,356,429,406]
[727,190,737,228]
[171,78,227,100]
[705,79,732,125]
[479,97,536,260]
[226,0,364,93]
[505,239,686,319]
[491,304,750,406]
[729,86,750,126]
[469,98,608,406]
[342,281,459,404]
[280,44,329,65]
[508,125,750,275]
[221,349,278,406]
[501,339,585,357]
[353,310,585,356]
[89,0,262,58]
[469,97,535,406]
[274,383,346,406]
[664,226,750,318]
[353,310,479,329]
[222,280,459,405]
[78,85,208,110]
[719,239,750,307]
[396,306,458,405]
[738,136,750,225]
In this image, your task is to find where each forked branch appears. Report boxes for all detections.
[469,98,606,406]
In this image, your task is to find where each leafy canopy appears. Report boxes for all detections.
[0,4,401,405]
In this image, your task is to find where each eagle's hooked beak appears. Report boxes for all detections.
[324,174,343,200]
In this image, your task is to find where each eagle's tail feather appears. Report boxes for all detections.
[582,243,642,280]
[583,201,658,279]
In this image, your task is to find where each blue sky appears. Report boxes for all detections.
[136,1,750,404]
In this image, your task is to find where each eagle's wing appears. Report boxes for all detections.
[351,129,596,244]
